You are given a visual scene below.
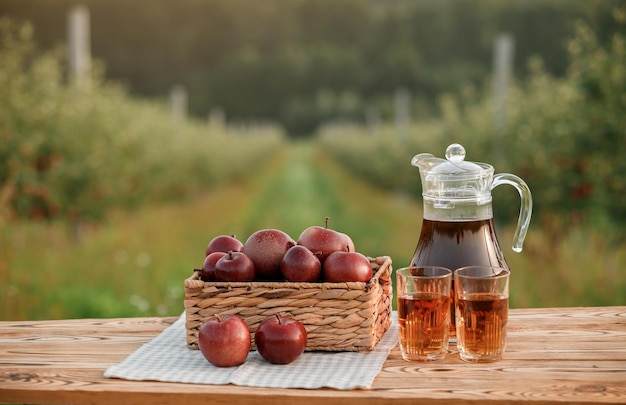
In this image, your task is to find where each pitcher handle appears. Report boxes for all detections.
[492,173,533,253]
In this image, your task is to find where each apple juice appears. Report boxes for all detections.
[397,292,451,361]
[410,219,509,338]
[455,293,508,362]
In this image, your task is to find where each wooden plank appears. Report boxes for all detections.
[1,307,625,404]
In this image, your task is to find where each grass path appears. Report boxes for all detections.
[240,141,421,262]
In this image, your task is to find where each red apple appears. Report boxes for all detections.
[323,251,372,283]
[255,314,307,364]
[198,314,251,367]
[297,217,350,263]
[200,251,227,281]
[280,245,321,282]
[205,234,243,256]
[215,251,255,281]
[243,229,295,280]
[341,232,356,252]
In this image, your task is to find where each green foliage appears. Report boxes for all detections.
[318,11,626,233]
[0,19,285,223]
[3,142,624,321]
[0,0,620,135]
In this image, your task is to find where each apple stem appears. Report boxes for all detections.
[215,314,222,323]
[325,216,329,229]
[275,314,282,325]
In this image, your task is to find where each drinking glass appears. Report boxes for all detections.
[396,266,452,361]
[454,266,510,363]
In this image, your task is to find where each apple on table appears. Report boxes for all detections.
[255,314,307,364]
[198,314,251,367]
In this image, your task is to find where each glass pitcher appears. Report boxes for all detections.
[409,143,532,337]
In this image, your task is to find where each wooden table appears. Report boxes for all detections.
[1,306,625,404]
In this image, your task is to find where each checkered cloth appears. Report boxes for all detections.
[104,312,398,390]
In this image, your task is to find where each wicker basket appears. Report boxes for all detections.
[184,255,392,352]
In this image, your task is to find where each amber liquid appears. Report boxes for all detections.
[456,293,508,362]
[398,292,451,361]
[410,219,509,337]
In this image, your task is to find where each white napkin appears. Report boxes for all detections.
[104,312,398,390]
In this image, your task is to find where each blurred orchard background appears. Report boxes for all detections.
[1,0,624,320]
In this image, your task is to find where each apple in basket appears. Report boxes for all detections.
[323,251,372,282]
[341,232,356,252]
[297,217,350,263]
[255,315,307,364]
[200,251,227,281]
[215,251,255,282]
[205,234,243,256]
[198,314,251,367]
[280,245,321,282]
[243,229,295,280]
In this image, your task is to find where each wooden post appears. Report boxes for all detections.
[493,33,514,161]
[394,87,410,139]
[365,107,381,137]
[170,85,187,129]
[68,5,91,86]
[208,107,226,135]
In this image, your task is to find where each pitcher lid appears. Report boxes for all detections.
[411,143,494,204]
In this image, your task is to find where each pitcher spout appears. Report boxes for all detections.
[411,153,435,169]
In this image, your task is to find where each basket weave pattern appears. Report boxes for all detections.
[184,256,392,352]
